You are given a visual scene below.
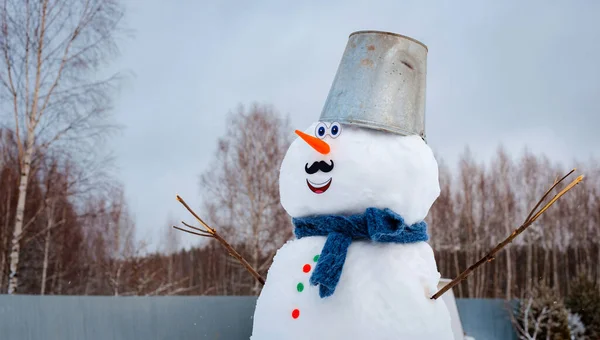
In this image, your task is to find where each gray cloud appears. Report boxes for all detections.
[105,0,600,250]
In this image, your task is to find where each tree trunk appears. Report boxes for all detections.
[466,249,474,298]
[584,245,591,280]
[189,251,195,289]
[51,252,61,293]
[252,216,261,295]
[552,247,560,293]
[574,247,581,278]
[505,246,512,300]
[167,256,173,286]
[531,245,540,290]
[56,258,63,294]
[478,251,487,298]
[440,251,446,281]
[597,244,600,286]
[0,233,5,292]
[253,246,260,295]
[564,250,571,296]
[453,251,463,297]
[40,208,54,295]
[543,247,550,286]
[84,266,92,295]
[526,242,533,294]
[494,255,500,298]
[7,141,35,294]
[113,263,122,296]
[1,185,12,292]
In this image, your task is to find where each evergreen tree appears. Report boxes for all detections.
[567,311,587,340]
[565,275,600,339]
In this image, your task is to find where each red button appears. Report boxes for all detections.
[303,264,311,273]
[292,309,300,319]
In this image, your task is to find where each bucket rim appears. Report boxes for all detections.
[349,30,428,52]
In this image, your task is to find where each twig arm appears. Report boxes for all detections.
[172,195,265,286]
[431,172,583,300]
[212,232,266,285]
[524,169,575,223]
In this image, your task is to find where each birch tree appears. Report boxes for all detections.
[0,128,16,292]
[104,188,135,296]
[490,147,517,299]
[200,103,293,294]
[163,218,181,286]
[511,297,549,340]
[0,0,126,293]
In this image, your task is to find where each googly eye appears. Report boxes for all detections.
[329,122,342,138]
[315,122,327,139]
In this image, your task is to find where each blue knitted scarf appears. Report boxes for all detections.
[292,207,429,298]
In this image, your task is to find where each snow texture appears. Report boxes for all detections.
[251,122,453,339]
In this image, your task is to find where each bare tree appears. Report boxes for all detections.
[104,188,135,296]
[0,128,17,292]
[511,297,550,340]
[490,147,518,299]
[199,103,293,294]
[163,216,181,285]
[39,160,60,295]
[0,0,126,293]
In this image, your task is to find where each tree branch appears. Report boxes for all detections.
[1,0,23,162]
[20,203,44,234]
[28,0,48,126]
[35,3,79,125]
[173,195,265,286]
[23,0,30,163]
[431,170,584,299]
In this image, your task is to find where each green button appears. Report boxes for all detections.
[313,254,319,262]
[297,282,304,292]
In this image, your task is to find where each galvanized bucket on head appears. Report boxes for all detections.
[319,30,428,141]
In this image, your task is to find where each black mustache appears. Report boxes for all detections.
[305,160,334,174]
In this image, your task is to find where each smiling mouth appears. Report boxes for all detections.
[306,178,332,194]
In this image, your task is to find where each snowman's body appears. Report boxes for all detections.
[250,123,455,339]
[251,237,453,340]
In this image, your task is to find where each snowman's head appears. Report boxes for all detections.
[279,121,440,225]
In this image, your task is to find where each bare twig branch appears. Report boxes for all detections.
[171,226,213,238]
[181,220,210,234]
[173,195,266,286]
[146,277,189,296]
[529,176,583,223]
[23,216,65,244]
[20,203,44,233]
[431,170,584,300]
[159,284,203,296]
[1,0,23,162]
[176,195,215,234]
[524,168,575,223]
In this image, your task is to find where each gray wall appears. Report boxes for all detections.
[456,299,518,340]
[0,295,516,340]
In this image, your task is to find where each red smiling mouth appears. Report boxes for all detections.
[306,178,332,194]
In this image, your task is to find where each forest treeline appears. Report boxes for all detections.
[0,0,596,300]
[1,104,598,299]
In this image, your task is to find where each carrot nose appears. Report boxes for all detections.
[295,130,330,155]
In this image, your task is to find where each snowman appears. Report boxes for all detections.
[250,31,455,340]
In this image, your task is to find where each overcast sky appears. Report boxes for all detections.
[105,0,599,251]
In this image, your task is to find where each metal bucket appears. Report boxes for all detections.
[319,30,428,140]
